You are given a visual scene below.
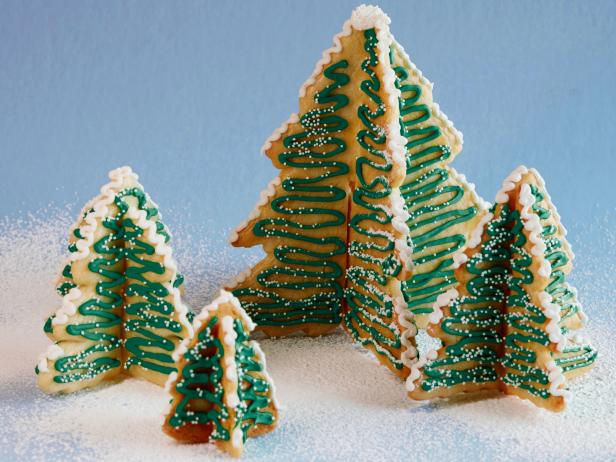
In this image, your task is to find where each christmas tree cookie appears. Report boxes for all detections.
[406,166,597,411]
[36,166,193,394]
[391,41,489,328]
[228,4,418,378]
[163,291,278,458]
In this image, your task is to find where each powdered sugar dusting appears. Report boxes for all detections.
[1,208,614,461]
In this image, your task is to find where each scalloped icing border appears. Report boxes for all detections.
[389,39,464,154]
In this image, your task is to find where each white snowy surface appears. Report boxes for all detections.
[1,208,616,462]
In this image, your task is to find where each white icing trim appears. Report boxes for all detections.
[297,5,407,172]
[51,287,82,326]
[250,341,281,410]
[452,252,468,270]
[449,168,491,212]
[164,371,178,393]
[429,288,459,325]
[527,168,574,262]
[225,266,252,290]
[389,189,413,272]
[390,40,464,149]
[222,315,238,346]
[231,427,243,449]
[405,288,457,392]
[495,165,529,204]
[393,296,418,369]
[536,292,566,352]
[36,344,64,373]
[229,176,281,244]
[495,166,572,261]
[466,211,494,251]
[519,184,551,277]
[261,113,299,155]
[546,359,570,399]
[406,348,438,393]
[165,290,278,436]
[123,205,192,335]
[171,338,190,362]
[221,321,240,409]
[212,307,241,410]
[358,10,408,175]
[406,166,578,399]
[69,166,138,262]
[192,290,256,332]
[47,166,192,336]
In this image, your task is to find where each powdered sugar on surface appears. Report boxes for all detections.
[1,207,615,462]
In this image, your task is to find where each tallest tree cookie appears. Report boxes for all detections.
[228,5,415,377]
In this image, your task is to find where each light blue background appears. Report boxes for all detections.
[2,4,616,462]
[1,0,615,230]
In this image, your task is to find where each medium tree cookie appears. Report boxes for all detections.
[163,291,278,458]
[406,166,597,411]
[36,166,193,394]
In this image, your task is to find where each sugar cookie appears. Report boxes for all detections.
[406,166,597,411]
[227,5,417,377]
[36,166,192,394]
[163,291,278,458]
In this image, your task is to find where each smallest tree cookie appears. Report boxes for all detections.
[163,291,278,458]
[406,166,597,412]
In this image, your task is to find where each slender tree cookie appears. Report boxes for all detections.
[227,5,416,378]
[35,166,193,394]
[390,42,489,328]
[406,166,597,411]
[163,291,278,458]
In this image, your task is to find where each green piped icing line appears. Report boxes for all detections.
[233,319,276,442]
[420,204,514,392]
[391,46,480,318]
[167,315,229,440]
[232,57,351,327]
[343,28,404,370]
[39,187,188,384]
[168,316,275,445]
